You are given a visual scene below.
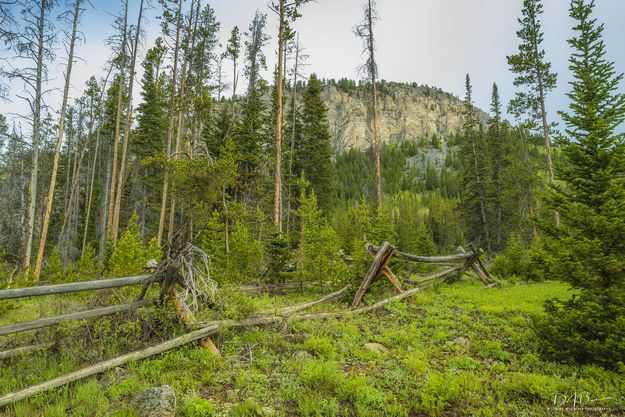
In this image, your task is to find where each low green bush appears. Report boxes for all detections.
[181,396,217,417]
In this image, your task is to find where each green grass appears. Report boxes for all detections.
[1,279,623,416]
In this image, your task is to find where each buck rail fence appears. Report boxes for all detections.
[352,242,498,306]
[0,242,496,408]
[0,274,162,339]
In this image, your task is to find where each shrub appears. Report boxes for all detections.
[181,396,217,417]
[297,394,339,417]
[534,291,625,368]
[447,355,481,370]
[299,360,343,394]
[341,376,387,415]
[417,371,462,417]
[474,340,510,362]
[302,335,336,359]
[231,399,264,417]
[491,234,550,281]
[108,214,152,277]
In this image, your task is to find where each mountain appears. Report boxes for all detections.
[316,81,489,152]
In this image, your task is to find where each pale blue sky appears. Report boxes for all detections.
[1,0,624,133]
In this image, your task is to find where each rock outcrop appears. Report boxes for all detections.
[317,82,488,152]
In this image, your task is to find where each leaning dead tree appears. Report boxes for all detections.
[33,0,83,280]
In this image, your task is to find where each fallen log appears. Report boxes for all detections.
[365,243,474,264]
[0,342,54,360]
[0,275,159,300]
[404,266,461,285]
[0,300,149,336]
[0,284,412,408]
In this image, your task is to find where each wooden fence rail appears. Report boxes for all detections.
[364,243,476,263]
[0,300,149,336]
[0,274,159,300]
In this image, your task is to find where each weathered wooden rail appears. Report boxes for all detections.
[352,241,497,306]
[0,274,157,300]
[0,275,162,339]
[0,272,167,364]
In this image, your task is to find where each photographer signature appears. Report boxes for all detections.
[553,391,612,408]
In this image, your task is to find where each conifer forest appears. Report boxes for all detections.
[0,0,624,415]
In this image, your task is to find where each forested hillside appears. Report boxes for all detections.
[0,0,624,415]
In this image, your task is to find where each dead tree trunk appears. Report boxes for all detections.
[33,0,82,280]
[157,0,183,246]
[21,0,49,273]
[111,0,145,244]
[167,3,194,246]
[273,0,286,233]
[106,0,129,239]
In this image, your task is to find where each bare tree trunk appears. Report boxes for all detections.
[33,0,81,280]
[157,0,183,246]
[286,34,300,231]
[78,71,111,257]
[106,0,129,238]
[60,109,92,243]
[367,0,382,209]
[273,0,285,233]
[22,0,48,273]
[216,55,224,101]
[81,132,99,255]
[535,56,558,227]
[98,134,112,261]
[62,120,74,218]
[111,0,145,244]
[167,3,194,247]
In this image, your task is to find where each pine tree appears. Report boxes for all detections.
[487,83,505,251]
[265,227,291,283]
[108,213,149,277]
[295,74,333,212]
[507,0,559,225]
[269,0,312,233]
[297,173,344,286]
[460,75,491,252]
[535,0,625,367]
[234,12,270,200]
[135,38,168,236]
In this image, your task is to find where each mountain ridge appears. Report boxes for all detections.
[313,81,489,152]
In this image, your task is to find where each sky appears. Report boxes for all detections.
[1,0,625,134]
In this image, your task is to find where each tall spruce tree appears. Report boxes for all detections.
[135,38,167,236]
[295,74,333,212]
[507,0,559,226]
[460,75,491,252]
[487,83,505,251]
[535,0,625,367]
[234,11,270,202]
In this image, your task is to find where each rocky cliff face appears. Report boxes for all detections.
[319,82,488,152]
